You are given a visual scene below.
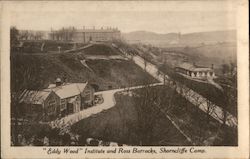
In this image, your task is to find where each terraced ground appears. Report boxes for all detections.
[11,43,157,91]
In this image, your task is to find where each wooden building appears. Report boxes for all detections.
[175,62,215,79]
[19,90,60,121]
[46,79,95,117]
[19,78,94,121]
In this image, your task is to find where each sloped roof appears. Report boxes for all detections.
[46,83,88,99]
[176,62,212,72]
[19,90,51,105]
[193,67,213,72]
[178,63,195,70]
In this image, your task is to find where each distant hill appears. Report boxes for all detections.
[122,31,179,45]
[122,30,236,47]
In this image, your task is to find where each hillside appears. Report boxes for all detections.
[179,30,236,45]
[122,30,236,47]
[182,43,236,67]
[122,31,178,45]
[11,44,157,92]
[122,31,179,45]
[72,92,191,146]
[82,44,121,56]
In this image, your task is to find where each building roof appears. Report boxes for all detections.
[176,62,213,72]
[46,82,88,99]
[19,90,52,105]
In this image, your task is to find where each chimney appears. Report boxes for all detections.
[55,78,62,87]
[211,64,214,69]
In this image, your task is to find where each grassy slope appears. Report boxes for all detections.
[83,44,120,56]
[71,93,190,146]
[163,88,237,146]
[72,86,237,146]
[159,65,237,116]
[11,49,157,91]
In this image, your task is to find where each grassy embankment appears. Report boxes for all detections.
[72,85,237,146]
[72,92,190,146]
[158,65,237,117]
[11,43,157,91]
[130,42,237,116]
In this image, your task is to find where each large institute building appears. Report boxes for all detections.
[49,27,121,43]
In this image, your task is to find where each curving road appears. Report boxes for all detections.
[49,83,163,129]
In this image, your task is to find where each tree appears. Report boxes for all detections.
[204,98,216,125]
[10,54,46,145]
[90,84,99,92]
[134,85,159,145]
[221,63,230,75]
[133,76,177,145]
[140,55,148,71]
[191,95,209,144]
[10,26,19,48]
[230,62,236,76]
[19,30,29,40]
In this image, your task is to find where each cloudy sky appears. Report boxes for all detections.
[8,1,237,34]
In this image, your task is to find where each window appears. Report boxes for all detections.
[61,99,66,105]
[60,99,66,110]
[47,100,56,114]
[49,100,56,106]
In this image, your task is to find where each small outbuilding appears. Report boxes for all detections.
[19,90,60,121]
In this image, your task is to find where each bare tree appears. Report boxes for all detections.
[10,27,19,48]
[221,63,230,75]
[204,99,216,125]
[133,76,178,145]
[143,57,147,71]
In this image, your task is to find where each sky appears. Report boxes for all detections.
[8,1,237,34]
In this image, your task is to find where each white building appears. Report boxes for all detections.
[175,62,215,79]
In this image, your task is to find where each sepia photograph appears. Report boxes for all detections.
[1,0,249,158]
